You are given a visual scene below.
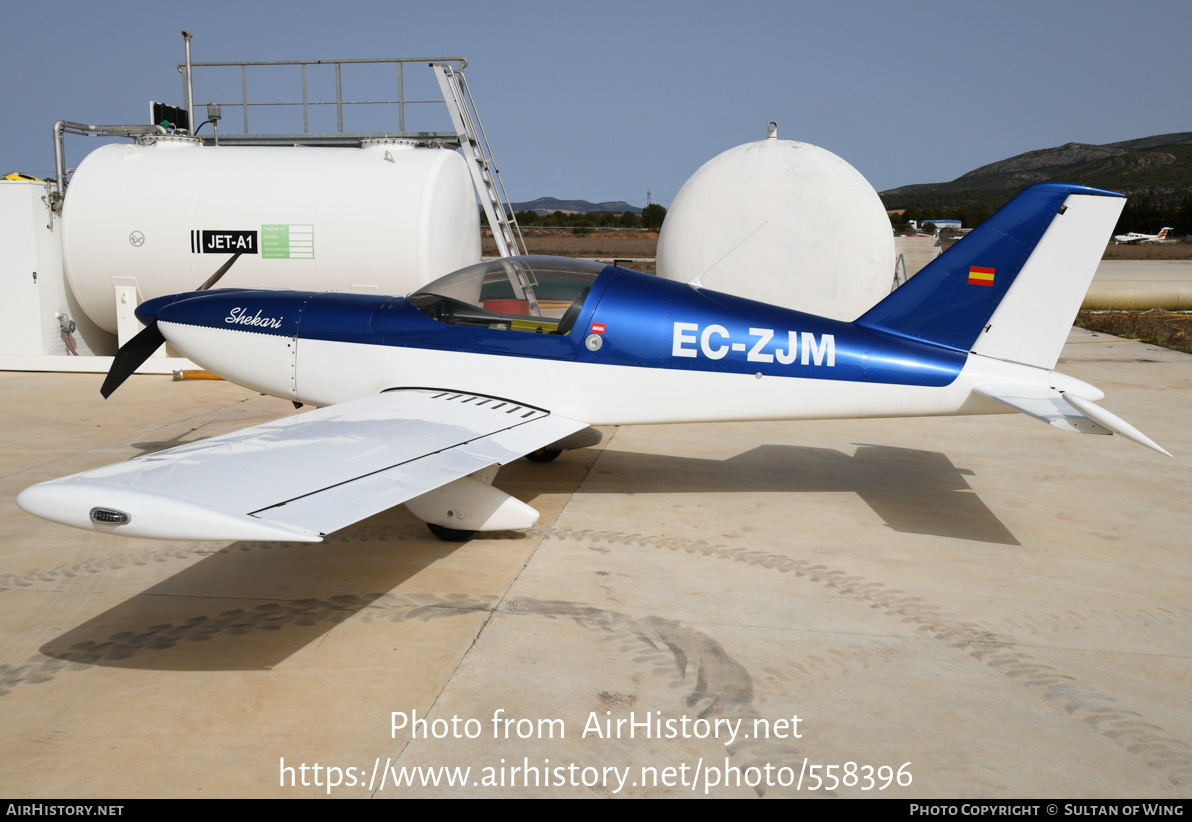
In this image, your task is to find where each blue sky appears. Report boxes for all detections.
[3,0,1188,207]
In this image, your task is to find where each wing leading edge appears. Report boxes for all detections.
[17,390,589,541]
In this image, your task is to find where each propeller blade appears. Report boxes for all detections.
[100,253,243,399]
[100,321,167,399]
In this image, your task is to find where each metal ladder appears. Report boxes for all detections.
[433,64,526,257]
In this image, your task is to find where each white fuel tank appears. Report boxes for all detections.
[61,138,480,333]
[657,127,894,321]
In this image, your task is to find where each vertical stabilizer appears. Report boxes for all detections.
[858,184,1125,365]
[969,191,1125,369]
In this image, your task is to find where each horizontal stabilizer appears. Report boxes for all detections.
[1062,392,1172,458]
[974,384,1171,457]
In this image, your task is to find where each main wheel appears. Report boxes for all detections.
[525,448,562,463]
[426,522,479,542]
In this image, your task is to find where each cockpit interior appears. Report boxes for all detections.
[409,256,606,335]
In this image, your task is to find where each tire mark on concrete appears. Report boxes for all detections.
[0,592,494,696]
[0,544,217,592]
[996,607,1192,635]
[504,597,807,796]
[546,527,1192,789]
[4,589,806,796]
[0,524,456,593]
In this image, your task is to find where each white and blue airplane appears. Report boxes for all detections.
[1113,226,1173,244]
[18,183,1170,543]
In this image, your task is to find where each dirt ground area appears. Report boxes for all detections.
[482,228,658,260]
[487,228,1190,262]
[1075,310,1192,354]
[1101,242,1192,260]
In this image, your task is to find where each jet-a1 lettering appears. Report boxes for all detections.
[672,322,835,367]
[191,229,259,254]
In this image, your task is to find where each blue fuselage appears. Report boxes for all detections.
[140,266,967,392]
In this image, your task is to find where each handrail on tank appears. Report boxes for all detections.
[51,121,168,213]
[176,56,468,138]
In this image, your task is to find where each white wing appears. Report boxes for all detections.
[18,389,588,541]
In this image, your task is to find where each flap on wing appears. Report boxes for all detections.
[18,390,589,541]
[249,394,587,535]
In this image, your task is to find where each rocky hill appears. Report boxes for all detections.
[510,197,642,215]
[882,133,1192,210]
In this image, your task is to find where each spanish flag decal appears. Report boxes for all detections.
[968,266,995,286]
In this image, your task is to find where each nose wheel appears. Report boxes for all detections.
[426,522,479,542]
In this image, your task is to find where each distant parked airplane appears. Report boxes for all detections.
[1113,227,1173,244]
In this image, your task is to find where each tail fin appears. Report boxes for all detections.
[859,183,1125,369]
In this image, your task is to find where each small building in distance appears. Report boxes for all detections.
[910,219,962,230]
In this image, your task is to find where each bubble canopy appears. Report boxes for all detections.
[409,256,606,335]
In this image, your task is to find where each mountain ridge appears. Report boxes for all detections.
[881,132,1192,209]
[510,197,642,215]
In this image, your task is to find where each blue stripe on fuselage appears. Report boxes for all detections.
[576,269,964,386]
[148,268,967,388]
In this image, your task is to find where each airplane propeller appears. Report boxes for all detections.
[100,253,242,399]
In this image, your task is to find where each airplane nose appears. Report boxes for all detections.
[135,292,192,325]
[135,289,260,325]
[155,291,305,336]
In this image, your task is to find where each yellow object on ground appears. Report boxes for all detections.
[171,370,224,381]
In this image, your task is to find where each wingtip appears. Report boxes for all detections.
[17,478,325,542]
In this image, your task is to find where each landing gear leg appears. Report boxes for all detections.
[525,448,562,463]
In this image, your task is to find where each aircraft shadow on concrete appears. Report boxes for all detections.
[553,442,1019,547]
[37,511,474,674]
[127,420,228,455]
[130,432,1018,548]
[37,442,1013,674]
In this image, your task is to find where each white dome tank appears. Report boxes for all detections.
[61,138,480,333]
[657,125,894,320]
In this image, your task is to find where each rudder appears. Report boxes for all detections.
[859,183,1125,368]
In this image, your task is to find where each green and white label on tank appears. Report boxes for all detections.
[261,224,315,259]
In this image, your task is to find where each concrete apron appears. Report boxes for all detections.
[0,328,1188,798]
